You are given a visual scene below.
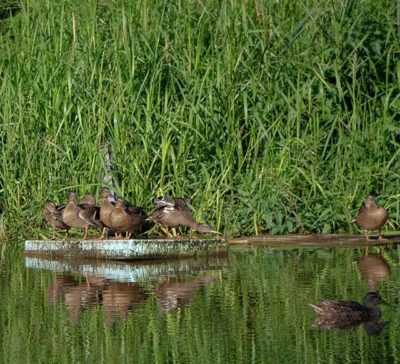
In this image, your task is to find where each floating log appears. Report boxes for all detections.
[24,238,229,260]
[228,234,400,248]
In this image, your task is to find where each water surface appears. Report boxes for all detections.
[1,242,399,363]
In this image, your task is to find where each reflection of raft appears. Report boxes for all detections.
[24,255,228,283]
[24,238,229,260]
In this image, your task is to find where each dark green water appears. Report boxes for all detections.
[1,243,399,364]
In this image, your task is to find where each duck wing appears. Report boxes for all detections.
[309,300,368,320]
[78,206,98,227]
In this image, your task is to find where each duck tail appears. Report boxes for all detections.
[308,303,323,314]
[195,223,219,234]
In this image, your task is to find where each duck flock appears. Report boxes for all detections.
[43,187,217,240]
[43,191,387,242]
[43,191,390,331]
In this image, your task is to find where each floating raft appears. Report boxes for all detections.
[24,238,229,260]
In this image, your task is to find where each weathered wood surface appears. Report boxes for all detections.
[24,238,229,260]
[24,255,228,283]
[228,234,400,248]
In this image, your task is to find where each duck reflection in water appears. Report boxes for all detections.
[358,253,390,292]
[48,274,147,323]
[47,272,215,322]
[48,274,106,322]
[309,292,388,335]
[155,275,215,312]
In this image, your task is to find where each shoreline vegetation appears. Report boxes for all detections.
[1,0,399,240]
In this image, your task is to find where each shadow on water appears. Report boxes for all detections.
[26,255,228,324]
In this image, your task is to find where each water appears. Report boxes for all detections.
[1,243,399,363]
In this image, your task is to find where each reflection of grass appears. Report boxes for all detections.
[1,1,399,239]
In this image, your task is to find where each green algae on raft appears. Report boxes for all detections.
[24,238,229,260]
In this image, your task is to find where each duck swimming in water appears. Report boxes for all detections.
[309,292,387,330]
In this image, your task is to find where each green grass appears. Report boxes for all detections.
[1,0,399,239]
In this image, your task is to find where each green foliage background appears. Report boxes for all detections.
[1,0,400,238]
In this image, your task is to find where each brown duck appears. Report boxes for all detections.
[149,196,217,236]
[99,187,116,238]
[309,292,387,330]
[80,194,96,205]
[356,195,388,240]
[62,192,101,240]
[109,197,151,239]
[43,201,70,240]
[81,193,103,229]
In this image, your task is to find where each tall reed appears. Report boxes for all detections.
[0,0,399,239]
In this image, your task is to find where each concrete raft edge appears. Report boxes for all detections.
[24,238,229,260]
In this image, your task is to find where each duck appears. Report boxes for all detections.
[99,187,116,238]
[43,200,70,240]
[148,196,217,236]
[80,194,97,205]
[109,197,151,239]
[309,292,387,328]
[62,192,102,240]
[80,193,103,229]
[355,195,388,240]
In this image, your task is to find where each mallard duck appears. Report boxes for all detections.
[154,196,190,209]
[149,196,217,236]
[109,197,151,239]
[99,187,116,238]
[80,193,103,230]
[43,200,70,240]
[309,292,387,324]
[62,192,102,240]
[356,195,388,240]
[80,194,96,205]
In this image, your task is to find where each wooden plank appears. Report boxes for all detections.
[24,238,229,260]
[228,234,400,248]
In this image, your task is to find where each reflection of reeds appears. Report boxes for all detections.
[1,1,398,240]
[1,245,398,363]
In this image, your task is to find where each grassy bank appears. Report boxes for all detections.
[1,0,399,239]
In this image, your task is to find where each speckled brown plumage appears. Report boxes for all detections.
[356,195,388,240]
[99,187,116,238]
[109,197,151,239]
[62,192,100,240]
[43,201,70,240]
[80,194,96,205]
[309,292,387,330]
[149,196,216,234]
